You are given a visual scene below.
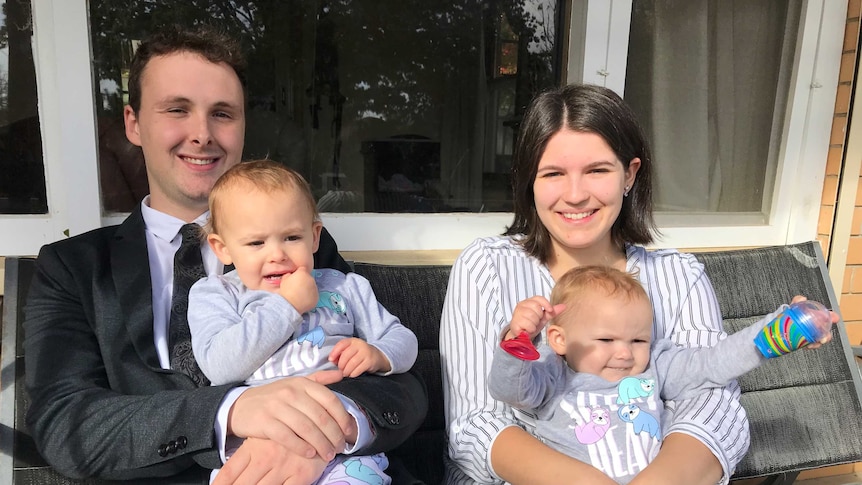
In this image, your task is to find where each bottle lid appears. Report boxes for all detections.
[786,300,832,341]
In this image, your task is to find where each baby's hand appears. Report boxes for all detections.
[507,296,566,340]
[790,295,837,349]
[278,267,319,314]
[328,338,390,378]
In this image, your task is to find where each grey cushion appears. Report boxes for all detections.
[353,263,450,485]
[695,243,862,479]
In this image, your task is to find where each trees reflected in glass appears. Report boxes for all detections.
[89,0,562,214]
[0,0,45,215]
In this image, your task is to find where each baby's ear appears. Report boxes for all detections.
[207,234,233,265]
[311,220,323,254]
[547,324,567,356]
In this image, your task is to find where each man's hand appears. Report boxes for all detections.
[213,437,329,485]
[329,338,390,378]
[279,267,319,314]
[227,371,354,462]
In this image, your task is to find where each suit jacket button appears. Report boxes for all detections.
[383,411,400,425]
[177,436,188,449]
[167,441,178,454]
[157,444,169,457]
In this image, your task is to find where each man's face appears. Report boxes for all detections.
[124,51,245,221]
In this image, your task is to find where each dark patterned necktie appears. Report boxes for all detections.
[168,223,210,386]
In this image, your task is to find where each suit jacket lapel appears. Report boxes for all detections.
[111,207,161,368]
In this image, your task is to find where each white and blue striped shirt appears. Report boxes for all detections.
[440,236,746,484]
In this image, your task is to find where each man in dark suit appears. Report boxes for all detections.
[23,25,424,485]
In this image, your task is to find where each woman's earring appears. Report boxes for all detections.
[624,186,630,198]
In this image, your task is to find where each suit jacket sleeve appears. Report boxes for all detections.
[24,241,232,481]
[315,227,352,273]
[327,371,427,455]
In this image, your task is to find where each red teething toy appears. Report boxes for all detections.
[500,331,540,361]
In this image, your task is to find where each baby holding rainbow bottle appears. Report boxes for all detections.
[489,265,832,485]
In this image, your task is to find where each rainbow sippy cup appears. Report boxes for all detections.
[753,300,832,358]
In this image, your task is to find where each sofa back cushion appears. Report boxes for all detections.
[354,263,451,485]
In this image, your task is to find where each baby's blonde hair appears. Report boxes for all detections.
[208,159,319,234]
[551,266,649,323]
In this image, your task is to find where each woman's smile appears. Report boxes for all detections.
[560,209,597,221]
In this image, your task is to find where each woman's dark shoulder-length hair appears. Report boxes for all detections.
[505,83,657,263]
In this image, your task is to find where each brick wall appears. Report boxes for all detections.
[798,0,862,480]
[823,0,861,345]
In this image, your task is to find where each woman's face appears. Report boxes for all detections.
[533,129,639,259]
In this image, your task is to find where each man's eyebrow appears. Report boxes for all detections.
[153,97,241,110]
[212,100,242,110]
[154,96,192,105]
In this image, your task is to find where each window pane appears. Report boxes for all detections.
[89,0,563,215]
[0,0,46,214]
[624,1,799,214]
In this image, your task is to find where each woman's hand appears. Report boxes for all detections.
[492,426,618,485]
[628,433,722,485]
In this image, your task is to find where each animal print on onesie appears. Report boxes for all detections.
[549,373,664,482]
[316,453,391,485]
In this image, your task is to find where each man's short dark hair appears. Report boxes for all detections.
[127,24,247,113]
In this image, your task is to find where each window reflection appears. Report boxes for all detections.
[89,0,562,214]
[0,0,46,215]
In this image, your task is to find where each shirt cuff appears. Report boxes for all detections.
[215,386,248,463]
[214,388,371,459]
[335,392,373,454]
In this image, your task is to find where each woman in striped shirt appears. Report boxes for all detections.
[440,84,746,485]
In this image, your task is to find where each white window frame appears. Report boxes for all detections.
[0,0,846,255]
[0,0,99,256]
[569,0,846,250]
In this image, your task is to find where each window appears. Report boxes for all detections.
[625,1,798,216]
[570,0,843,249]
[89,0,564,216]
[0,0,846,255]
[0,0,45,215]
